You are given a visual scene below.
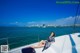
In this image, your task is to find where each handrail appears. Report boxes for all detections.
[0,35,39,42]
[0,35,39,45]
[0,36,39,50]
[0,36,34,41]
[0,38,8,40]
[9,38,37,45]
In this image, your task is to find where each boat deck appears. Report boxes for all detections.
[9,33,80,53]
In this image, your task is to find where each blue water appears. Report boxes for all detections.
[0,27,80,49]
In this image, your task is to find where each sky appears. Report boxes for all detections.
[0,0,80,26]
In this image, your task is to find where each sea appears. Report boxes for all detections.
[0,27,80,49]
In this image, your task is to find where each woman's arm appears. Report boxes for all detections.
[31,40,45,48]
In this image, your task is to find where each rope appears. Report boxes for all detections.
[0,36,31,40]
[6,38,10,51]
[73,0,80,33]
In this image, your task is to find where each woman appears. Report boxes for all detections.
[32,32,55,48]
[22,32,55,53]
[48,32,55,42]
[42,32,55,51]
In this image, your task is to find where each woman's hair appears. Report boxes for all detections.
[51,32,55,37]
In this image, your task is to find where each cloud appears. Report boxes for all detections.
[53,16,80,26]
[27,16,80,26]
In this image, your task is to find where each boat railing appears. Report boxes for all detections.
[0,36,40,51]
[0,34,70,53]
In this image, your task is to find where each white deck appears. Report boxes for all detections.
[9,33,80,53]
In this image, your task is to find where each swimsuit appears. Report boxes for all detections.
[42,36,55,52]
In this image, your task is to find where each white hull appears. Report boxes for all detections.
[9,33,80,53]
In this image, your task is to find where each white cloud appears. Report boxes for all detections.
[27,16,80,26]
[53,16,80,26]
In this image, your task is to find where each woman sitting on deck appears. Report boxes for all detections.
[22,32,55,53]
[42,32,55,51]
